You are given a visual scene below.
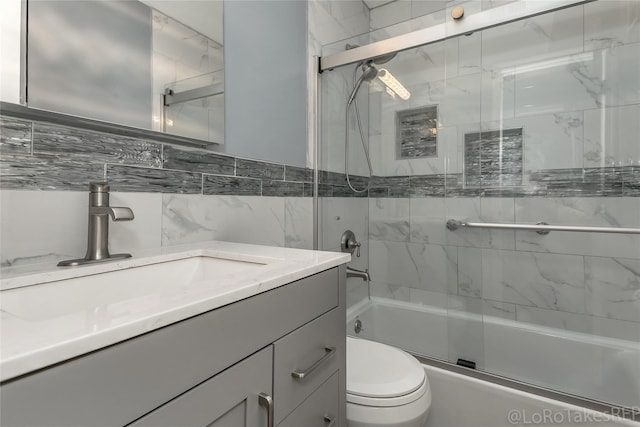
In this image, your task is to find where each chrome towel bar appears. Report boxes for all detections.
[446,219,640,236]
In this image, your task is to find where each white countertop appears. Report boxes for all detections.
[0,241,350,382]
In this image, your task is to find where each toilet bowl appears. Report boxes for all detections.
[346,337,432,427]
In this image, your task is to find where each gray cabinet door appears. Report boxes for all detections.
[129,346,273,427]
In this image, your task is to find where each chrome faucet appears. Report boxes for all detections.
[58,182,135,267]
[346,266,371,282]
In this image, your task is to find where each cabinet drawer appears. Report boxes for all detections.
[279,371,340,427]
[273,307,345,424]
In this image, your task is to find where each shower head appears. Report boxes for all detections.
[370,52,397,65]
[347,62,379,106]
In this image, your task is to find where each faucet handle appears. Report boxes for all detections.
[350,239,361,257]
[110,207,135,221]
[341,230,362,257]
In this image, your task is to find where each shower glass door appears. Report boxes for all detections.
[318,0,640,411]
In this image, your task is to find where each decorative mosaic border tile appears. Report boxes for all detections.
[369,166,638,198]
[1,114,638,198]
[0,115,312,197]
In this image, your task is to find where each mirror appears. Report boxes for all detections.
[25,0,224,144]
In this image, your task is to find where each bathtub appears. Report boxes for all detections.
[347,297,640,412]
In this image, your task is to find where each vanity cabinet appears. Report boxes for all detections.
[0,266,346,427]
[130,346,273,427]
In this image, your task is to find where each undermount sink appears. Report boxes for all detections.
[1,253,270,322]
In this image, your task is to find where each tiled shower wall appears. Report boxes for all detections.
[0,116,313,267]
[319,0,640,350]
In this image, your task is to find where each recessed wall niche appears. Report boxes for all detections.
[395,106,438,159]
[464,128,523,187]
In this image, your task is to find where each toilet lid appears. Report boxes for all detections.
[347,337,425,399]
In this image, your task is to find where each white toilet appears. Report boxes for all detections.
[346,337,432,427]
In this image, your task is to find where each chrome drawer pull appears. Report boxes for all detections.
[258,393,274,427]
[324,415,336,426]
[291,346,336,380]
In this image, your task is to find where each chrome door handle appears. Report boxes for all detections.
[258,393,274,427]
[291,346,336,380]
[324,415,336,426]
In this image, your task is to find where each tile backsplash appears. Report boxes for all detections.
[0,116,312,196]
[0,115,314,267]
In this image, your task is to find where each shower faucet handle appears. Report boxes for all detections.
[341,230,361,257]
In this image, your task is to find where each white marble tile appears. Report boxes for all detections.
[480,5,584,74]
[481,70,516,123]
[585,256,640,323]
[440,73,482,126]
[457,246,482,298]
[410,197,516,250]
[369,240,457,294]
[370,81,456,176]
[516,304,640,343]
[409,197,447,245]
[522,111,583,171]
[370,0,411,30]
[514,52,600,117]
[309,0,369,47]
[370,7,445,41]
[162,194,285,248]
[457,31,482,77]
[370,281,412,302]
[481,249,586,313]
[483,299,516,320]
[384,43,447,87]
[517,42,640,117]
[515,197,640,259]
[481,111,584,171]
[0,190,87,267]
[584,0,640,50]
[480,0,518,11]
[409,287,448,308]
[583,104,640,167]
[284,197,313,250]
[411,1,446,19]
[319,197,368,252]
[369,198,411,242]
[587,42,640,108]
[109,192,162,255]
[448,197,516,249]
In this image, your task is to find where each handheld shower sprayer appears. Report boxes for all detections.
[347,62,379,105]
[343,44,398,193]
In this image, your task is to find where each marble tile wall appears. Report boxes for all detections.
[359,1,640,183]
[0,115,314,267]
[367,195,640,346]
[319,2,640,333]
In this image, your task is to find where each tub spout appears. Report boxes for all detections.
[346,266,371,282]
